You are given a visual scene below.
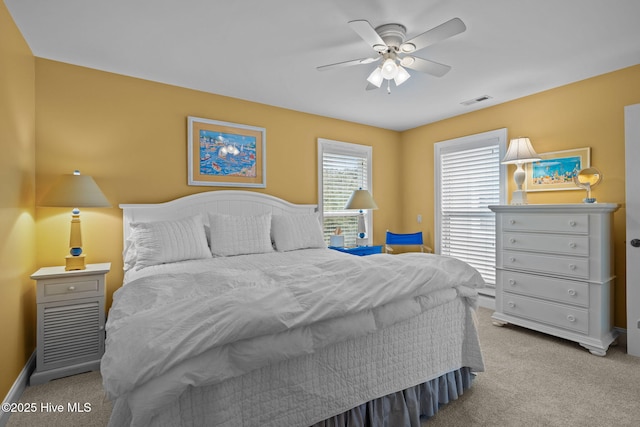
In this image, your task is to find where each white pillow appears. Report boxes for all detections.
[208,213,274,257]
[271,213,326,252]
[130,215,211,270]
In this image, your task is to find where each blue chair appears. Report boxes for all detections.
[385,231,432,254]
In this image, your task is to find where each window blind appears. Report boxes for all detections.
[440,144,501,286]
[319,140,371,247]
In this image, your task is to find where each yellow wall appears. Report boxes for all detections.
[401,64,640,327]
[0,1,36,401]
[34,59,403,308]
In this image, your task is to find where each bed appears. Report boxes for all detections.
[102,190,485,427]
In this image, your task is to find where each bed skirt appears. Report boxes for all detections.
[311,367,473,427]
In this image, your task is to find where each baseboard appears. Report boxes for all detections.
[478,293,495,310]
[0,351,36,427]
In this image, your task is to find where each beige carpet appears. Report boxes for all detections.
[7,307,640,426]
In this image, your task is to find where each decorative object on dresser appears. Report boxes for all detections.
[38,170,111,271]
[187,116,266,188]
[344,188,378,246]
[30,263,110,385]
[489,204,619,356]
[573,167,602,203]
[501,137,540,205]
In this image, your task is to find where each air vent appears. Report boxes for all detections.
[461,95,493,106]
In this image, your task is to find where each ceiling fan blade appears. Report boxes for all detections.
[400,18,466,53]
[349,20,387,51]
[317,57,379,71]
[401,56,451,77]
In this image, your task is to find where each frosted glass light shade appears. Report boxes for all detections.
[367,67,383,87]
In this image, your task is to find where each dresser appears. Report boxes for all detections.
[488,204,618,356]
[30,263,110,385]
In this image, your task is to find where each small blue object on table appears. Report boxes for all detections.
[328,245,383,256]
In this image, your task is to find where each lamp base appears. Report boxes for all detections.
[510,190,528,205]
[65,255,86,271]
[356,237,368,247]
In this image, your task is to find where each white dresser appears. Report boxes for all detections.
[488,204,618,356]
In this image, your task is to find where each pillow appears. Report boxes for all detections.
[208,213,274,257]
[130,215,211,270]
[271,213,327,252]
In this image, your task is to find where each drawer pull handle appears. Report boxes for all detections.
[508,279,516,286]
[508,301,515,308]
[68,286,76,291]
[569,220,576,227]
[509,257,516,263]
[567,315,576,322]
[569,242,576,248]
[509,219,516,225]
[567,289,576,296]
[509,238,516,244]
[569,264,577,270]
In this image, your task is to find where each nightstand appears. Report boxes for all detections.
[329,245,383,256]
[30,263,110,385]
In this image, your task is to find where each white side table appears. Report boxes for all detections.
[30,263,110,385]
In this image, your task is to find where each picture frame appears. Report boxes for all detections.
[525,147,590,192]
[187,116,266,188]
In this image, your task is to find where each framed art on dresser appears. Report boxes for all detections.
[187,116,266,188]
[525,147,590,192]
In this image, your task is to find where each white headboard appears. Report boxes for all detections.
[120,190,318,242]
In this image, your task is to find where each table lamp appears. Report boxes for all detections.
[39,170,111,270]
[344,188,378,246]
[502,137,540,205]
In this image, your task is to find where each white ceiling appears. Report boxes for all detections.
[6,0,640,131]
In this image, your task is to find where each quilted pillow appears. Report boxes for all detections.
[272,213,326,252]
[130,215,211,270]
[208,213,274,257]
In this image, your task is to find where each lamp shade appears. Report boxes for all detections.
[39,171,111,208]
[344,189,378,210]
[502,137,540,164]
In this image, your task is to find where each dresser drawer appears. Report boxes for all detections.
[38,276,104,303]
[499,270,589,307]
[502,294,588,334]
[503,232,589,256]
[502,213,588,234]
[501,250,589,279]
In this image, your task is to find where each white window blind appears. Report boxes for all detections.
[435,129,507,289]
[318,139,372,247]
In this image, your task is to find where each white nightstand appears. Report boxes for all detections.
[30,263,110,385]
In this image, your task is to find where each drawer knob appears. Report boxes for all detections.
[567,314,576,322]
[569,264,577,270]
[509,257,516,263]
[569,220,577,227]
[567,289,576,296]
[508,279,516,286]
[569,242,577,248]
[509,238,516,244]
[508,301,515,308]
[68,286,76,291]
[509,219,516,225]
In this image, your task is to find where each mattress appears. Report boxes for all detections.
[104,249,485,426]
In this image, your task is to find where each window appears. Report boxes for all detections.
[434,129,507,292]
[318,138,373,247]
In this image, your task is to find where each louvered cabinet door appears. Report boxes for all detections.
[30,263,110,385]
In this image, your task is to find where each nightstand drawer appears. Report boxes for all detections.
[503,232,589,256]
[38,276,104,303]
[502,213,589,234]
[499,270,589,307]
[502,294,588,334]
[501,250,589,279]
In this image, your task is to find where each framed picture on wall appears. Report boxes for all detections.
[187,116,266,188]
[525,147,590,192]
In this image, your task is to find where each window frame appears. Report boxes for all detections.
[317,138,374,246]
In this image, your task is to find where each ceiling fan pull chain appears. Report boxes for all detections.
[387,79,391,94]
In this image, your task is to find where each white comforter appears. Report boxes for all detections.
[102,249,484,425]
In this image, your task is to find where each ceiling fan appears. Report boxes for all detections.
[317,18,466,93]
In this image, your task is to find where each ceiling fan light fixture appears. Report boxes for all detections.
[400,42,416,53]
[380,58,398,79]
[394,65,410,86]
[366,67,383,87]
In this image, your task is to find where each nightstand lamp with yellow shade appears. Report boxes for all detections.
[39,170,111,271]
